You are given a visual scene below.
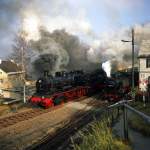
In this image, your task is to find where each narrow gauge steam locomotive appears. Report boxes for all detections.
[30,69,122,108]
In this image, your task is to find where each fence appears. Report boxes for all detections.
[107,100,150,140]
[0,86,36,104]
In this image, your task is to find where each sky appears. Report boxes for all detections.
[0,0,150,58]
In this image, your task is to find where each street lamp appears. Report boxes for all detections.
[122,28,135,99]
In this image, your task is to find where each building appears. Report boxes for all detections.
[0,60,24,99]
[138,40,150,91]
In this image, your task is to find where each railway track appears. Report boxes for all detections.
[0,107,57,129]
[26,97,107,150]
[0,96,103,130]
[27,103,106,150]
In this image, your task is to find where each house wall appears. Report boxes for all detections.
[0,69,24,99]
[6,74,24,99]
[0,69,9,89]
[8,74,24,89]
[139,58,150,91]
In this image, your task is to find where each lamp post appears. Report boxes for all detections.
[21,46,26,103]
[122,28,135,99]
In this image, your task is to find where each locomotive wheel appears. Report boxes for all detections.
[54,96,67,105]
[62,96,68,103]
[60,100,64,105]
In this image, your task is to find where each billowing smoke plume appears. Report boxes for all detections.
[9,23,150,78]
[22,23,150,77]
[29,28,98,77]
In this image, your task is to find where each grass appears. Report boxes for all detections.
[130,101,150,115]
[72,120,132,150]
[128,102,150,136]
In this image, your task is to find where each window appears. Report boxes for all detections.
[146,58,150,68]
[141,73,145,78]
[0,79,3,83]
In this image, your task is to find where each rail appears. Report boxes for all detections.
[107,100,150,140]
[124,104,150,123]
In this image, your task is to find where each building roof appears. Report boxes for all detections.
[138,40,150,58]
[0,60,22,73]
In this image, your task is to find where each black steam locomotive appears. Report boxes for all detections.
[35,69,122,95]
[30,69,125,108]
[36,70,86,94]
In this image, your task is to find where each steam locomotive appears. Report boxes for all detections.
[36,70,86,94]
[30,69,124,108]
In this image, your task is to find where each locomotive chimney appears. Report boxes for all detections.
[44,70,49,77]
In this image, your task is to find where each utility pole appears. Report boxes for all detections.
[21,46,26,103]
[20,32,26,103]
[21,46,25,73]
[122,28,135,100]
[131,28,135,95]
[20,18,27,103]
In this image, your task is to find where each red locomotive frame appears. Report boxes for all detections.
[29,86,89,108]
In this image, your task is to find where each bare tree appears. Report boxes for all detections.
[9,31,32,76]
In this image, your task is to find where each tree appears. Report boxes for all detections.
[9,31,33,76]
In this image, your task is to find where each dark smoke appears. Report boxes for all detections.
[9,24,150,78]
[30,28,98,77]
[33,53,57,76]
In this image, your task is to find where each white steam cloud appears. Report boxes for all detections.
[102,60,111,77]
